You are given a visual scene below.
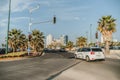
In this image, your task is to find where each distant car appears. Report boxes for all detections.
[0,48,6,54]
[74,47,105,61]
[109,46,120,50]
[59,48,66,52]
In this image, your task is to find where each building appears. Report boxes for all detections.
[64,35,68,45]
[46,34,68,48]
[46,34,53,47]
[60,35,68,46]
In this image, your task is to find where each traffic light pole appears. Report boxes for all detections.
[28,5,56,55]
[6,0,11,54]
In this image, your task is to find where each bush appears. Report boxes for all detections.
[0,52,27,58]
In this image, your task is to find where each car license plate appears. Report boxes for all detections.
[96,55,101,57]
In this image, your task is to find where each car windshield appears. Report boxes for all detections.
[92,48,102,52]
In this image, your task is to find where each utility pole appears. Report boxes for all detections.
[6,0,11,54]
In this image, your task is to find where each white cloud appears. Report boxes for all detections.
[11,0,32,12]
[0,0,33,12]
[0,17,29,28]
[39,1,51,6]
[0,0,52,13]
[11,17,29,22]
[74,17,80,20]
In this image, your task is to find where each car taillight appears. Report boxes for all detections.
[90,51,95,55]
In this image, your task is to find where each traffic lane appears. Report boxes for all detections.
[54,59,120,80]
[0,53,79,80]
[0,52,75,70]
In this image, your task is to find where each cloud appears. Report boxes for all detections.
[0,0,52,13]
[11,0,32,12]
[74,17,80,20]
[39,1,51,6]
[0,0,33,12]
[11,17,29,22]
[0,17,29,28]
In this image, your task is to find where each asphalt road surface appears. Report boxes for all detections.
[0,52,79,80]
[0,52,120,80]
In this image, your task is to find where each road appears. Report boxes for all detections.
[0,52,120,80]
[0,52,79,80]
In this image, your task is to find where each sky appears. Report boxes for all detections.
[0,0,120,47]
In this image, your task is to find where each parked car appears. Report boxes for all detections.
[0,48,6,54]
[109,46,120,50]
[74,47,105,61]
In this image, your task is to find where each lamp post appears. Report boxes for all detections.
[27,5,56,55]
[28,5,40,55]
[6,0,11,54]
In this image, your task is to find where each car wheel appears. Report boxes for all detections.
[86,56,90,62]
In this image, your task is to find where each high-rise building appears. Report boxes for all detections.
[64,35,68,45]
[46,34,68,48]
[60,35,68,46]
[46,34,53,47]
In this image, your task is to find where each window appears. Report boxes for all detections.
[81,48,90,52]
[77,48,82,52]
[92,48,102,52]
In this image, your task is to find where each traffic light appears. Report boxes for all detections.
[28,34,32,41]
[53,16,56,24]
[95,32,98,39]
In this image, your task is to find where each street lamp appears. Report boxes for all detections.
[27,5,56,55]
[28,4,40,55]
[6,0,11,54]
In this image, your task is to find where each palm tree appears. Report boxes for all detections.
[18,34,27,51]
[76,36,87,48]
[30,29,44,54]
[66,41,73,50]
[97,15,116,54]
[8,29,22,52]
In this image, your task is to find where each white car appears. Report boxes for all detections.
[74,47,105,61]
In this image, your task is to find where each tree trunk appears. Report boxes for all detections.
[105,41,110,54]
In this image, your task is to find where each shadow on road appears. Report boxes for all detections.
[40,51,75,59]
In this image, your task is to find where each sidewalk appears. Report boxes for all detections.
[53,53,120,80]
[53,58,120,80]
[105,53,120,59]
